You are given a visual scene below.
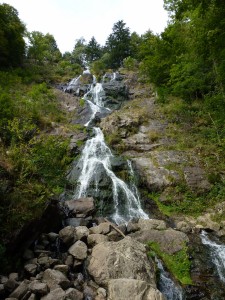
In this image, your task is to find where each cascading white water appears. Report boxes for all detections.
[111,72,117,81]
[73,75,148,224]
[127,160,148,219]
[84,83,110,127]
[74,127,148,224]
[65,75,81,94]
[156,258,184,300]
[200,230,225,282]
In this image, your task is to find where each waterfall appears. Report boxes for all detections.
[111,72,117,81]
[74,127,148,224]
[200,230,225,282]
[156,258,184,300]
[72,74,148,224]
[127,160,148,219]
[64,75,81,94]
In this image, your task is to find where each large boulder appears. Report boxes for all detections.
[42,269,70,290]
[108,279,165,300]
[138,219,167,231]
[87,233,109,246]
[87,237,156,287]
[65,197,95,217]
[68,240,87,260]
[64,287,83,300]
[59,226,76,246]
[41,287,65,300]
[9,280,29,299]
[29,280,48,295]
[130,228,189,255]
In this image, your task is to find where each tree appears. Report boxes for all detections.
[0,3,26,67]
[138,30,173,86]
[130,32,142,59]
[85,36,102,63]
[71,37,87,66]
[106,20,131,69]
[162,0,225,98]
[27,31,62,63]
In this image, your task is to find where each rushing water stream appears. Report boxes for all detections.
[200,230,225,283]
[156,258,184,300]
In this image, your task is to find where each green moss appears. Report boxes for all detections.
[76,139,84,147]
[149,180,225,217]
[148,241,192,285]
[79,98,85,107]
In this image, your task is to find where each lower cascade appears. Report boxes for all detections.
[200,230,225,282]
[156,258,184,300]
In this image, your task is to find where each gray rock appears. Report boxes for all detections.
[88,237,156,287]
[0,275,8,284]
[53,265,69,274]
[107,279,164,300]
[127,221,139,233]
[75,226,89,240]
[0,284,4,295]
[47,232,59,242]
[4,279,19,292]
[184,166,211,192]
[24,264,38,276]
[145,286,165,300]
[87,234,109,246]
[59,226,76,246]
[176,221,192,233]
[27,294,37,300]
[40,287,65,300]
[9,273,19,281]
[64,255,73,267]
[9,280,30,299]
[64,287,83,300]
[89,222,110,235]
[68,240,87,260]
[83,284,97,299]
[138,219,167,231]
[65,197,95,217]
[42,269,70,290]
[97,287,107,298]
[131,228,189,255]
[132,156,180,191]
[29,280,48,295]
[37,256,52,269]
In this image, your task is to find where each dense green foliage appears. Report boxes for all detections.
[0,3,26,67]
[0,69,73,244]
[27,31,62,63]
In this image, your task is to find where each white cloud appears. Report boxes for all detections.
[1,0,168,53]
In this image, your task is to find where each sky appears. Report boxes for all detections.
[1,0,169,54]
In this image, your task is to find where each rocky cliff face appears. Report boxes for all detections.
[1,71,225,299]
